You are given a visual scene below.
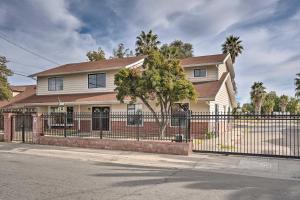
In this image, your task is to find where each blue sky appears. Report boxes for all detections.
[0,0,299,104]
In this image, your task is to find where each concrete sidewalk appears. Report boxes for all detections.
[1,142,300,181]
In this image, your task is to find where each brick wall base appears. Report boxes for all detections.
[0,133,4,142]
[38,136,192,156]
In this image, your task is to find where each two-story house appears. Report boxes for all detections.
[1,54,236,133]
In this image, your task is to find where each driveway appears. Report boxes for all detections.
[0,142,300,200]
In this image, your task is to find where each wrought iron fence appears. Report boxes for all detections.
[191,112,300,158]
[0,114,4,132]
[41,112,190,142]
[40,111,300,158]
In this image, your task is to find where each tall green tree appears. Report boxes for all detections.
[295,73,300,98]
[160,40,193,59]
[222,35,244,63]
[135,30,160,56]
[287,97,300,114]
[114,50,196,136]
[0,56,13,100]
[279,95,289,112]
[250,82,266,114]
[242,103,253,113]
[112,43,133,58]
[262,92,276,114]
[86,47,106,61]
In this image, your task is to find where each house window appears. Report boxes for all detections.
[66,106,74,124]
[48,77,63,91]
[215,104,219,114]
[171,103,189,127]
[194,69,207,77]
[88,73,106,88]
[127,104,143,126]
[50,106,65,126]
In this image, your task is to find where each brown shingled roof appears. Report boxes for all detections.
[194,72,229,99]
[31,56,146,77]
[15,92,122,105]
[9,73,229,106]
[31,54,227,77]
[10,85,28,92]
[1,85,36,108]
[181,54,227,66]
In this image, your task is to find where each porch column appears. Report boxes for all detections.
[32,113,42,144]
[78,104,81,131]
[3,113,13,142]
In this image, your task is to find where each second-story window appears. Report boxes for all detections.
[48,77,63,91]
[194,69,207,77]
[88,73,106,88]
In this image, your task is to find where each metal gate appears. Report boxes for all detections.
[11,114,33,143]
[191,113,300,158]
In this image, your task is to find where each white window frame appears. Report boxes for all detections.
[48,77,63,91]
[194,68,207,78]
[170,103,190,127]
[126,104,143,126]
[88,73,106,89]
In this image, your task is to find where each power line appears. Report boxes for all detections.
[0,31,60,65]
[12,71,36,80]
[9,60,48,70]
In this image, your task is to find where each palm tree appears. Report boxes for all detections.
[250,82,266,114]
[279,95,289,112]
[222,35,244,63]
[135,30,160,56]
[0,55,13,101]
[295,73,300,98]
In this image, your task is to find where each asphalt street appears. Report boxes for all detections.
[0,143,300,200]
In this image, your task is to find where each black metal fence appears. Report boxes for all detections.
[40,112,300,158]
[41,112,190,142]
[11,114,33,143]
[192,112,300,158]
[0,114,4,132]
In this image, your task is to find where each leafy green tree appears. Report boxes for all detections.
[242,103,253,113]
[222,35,244,63]
[0,56,13,100]
[135,30,160,56]
[287,97,300,114]
[250,82,266,114]
[160,40,193,59]
[112,43,133,58]
[160,44,178,60]
[295,73,300,98]
[86,47,106,61]
[262,93,276,114]
[279,95,289,112]
[114,50,196,136]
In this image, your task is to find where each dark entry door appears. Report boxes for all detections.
[92,107,110,131]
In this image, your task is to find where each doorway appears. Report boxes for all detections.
[92,107,110,131]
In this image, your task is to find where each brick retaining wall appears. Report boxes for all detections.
[38,136,192,156]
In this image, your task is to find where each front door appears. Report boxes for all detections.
[92,107,110,131]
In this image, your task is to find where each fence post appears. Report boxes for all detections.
[137,113,140,141]
[100,112,103,139]
[186,110,191,142]
[64,113,67,138]
[21,115,25,143]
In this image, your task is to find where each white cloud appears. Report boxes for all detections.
[0,0,299,104]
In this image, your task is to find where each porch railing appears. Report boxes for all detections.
[41,112,191,142]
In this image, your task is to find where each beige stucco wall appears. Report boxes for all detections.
[35,100,209,114]
[184,65,218,82]
[217,63,228,79]
[37,69,118,95]
[209,81,233,113]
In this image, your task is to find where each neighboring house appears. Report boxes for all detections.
[1,54,236,133]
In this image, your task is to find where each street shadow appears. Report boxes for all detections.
[90,162,300,200]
